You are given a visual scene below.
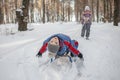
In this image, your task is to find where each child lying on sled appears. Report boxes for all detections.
[36,33,84,62]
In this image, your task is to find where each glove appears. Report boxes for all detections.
[36,52,42,57]
[78,53,84,60]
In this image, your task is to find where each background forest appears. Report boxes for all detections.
[0,1,120,80]
[0,0,120,31]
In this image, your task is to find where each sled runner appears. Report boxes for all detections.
[38,52,84,73]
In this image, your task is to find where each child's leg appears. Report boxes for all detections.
[81,24,86,37]
[86,23,91,38]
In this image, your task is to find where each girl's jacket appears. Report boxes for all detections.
[38,34,81,56]
[81,10,92,25]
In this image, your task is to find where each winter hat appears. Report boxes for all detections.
[48,43,60,53]
[85,6,90,11]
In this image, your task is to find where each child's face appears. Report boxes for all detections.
[49,37,59,45]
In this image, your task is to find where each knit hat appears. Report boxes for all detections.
[85,6,90,11]
[48,43,60,53]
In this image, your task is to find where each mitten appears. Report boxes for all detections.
[78,53,84,60]
[36,52,42,57]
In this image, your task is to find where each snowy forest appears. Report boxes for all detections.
[0,0,120,80]
[0,0,120,31]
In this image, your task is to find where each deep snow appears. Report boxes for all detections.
[0,22,120,80]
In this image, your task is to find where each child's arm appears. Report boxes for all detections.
[38,42,48,54]
[64,41,80,55]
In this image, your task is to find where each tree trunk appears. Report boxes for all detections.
[4,0,9,23]
[104,0,106,22]
[83,0,88,8]
[118,0,120,22]
[97,0,99,22]
[109,0,112,22]
[113,0,119,26]
[15,0,18,23]
[62,1,64,21]
[16,0,30,31]
[0,0,4,24]
[30,0,34,23]
[68,1,70,21]
[91,0,95,22]
[42,0,45,23]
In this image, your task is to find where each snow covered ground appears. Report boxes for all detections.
[0,22,120,80]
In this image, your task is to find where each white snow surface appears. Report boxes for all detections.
[0,22,120,80]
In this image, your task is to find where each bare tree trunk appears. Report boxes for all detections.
[0,0,4,24]
[75,0,79,22]
[119,0,120,22]
[109,0,112,22]
[56,0,60,21]
[97,0,99,22]
[106,0,109,21]
[42,0,45,23]
[4,0,9,23]
[113,0,119,26]
[68,1,70,21]
[15,0,18,23]
[83,0,88,8]
[51,0,55,23]
[91,0,95,22]
[46,0,49,22]
[104,0,106,22]
[30,0,34,23]
[15,0,17,9]
[10,1,16,23]
[62,0,64,21]
[16,0,30,31]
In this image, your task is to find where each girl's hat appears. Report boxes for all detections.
[85,6,90,11]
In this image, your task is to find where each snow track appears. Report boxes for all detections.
[0,22,120,80]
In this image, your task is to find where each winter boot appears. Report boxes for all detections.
[86,37,89,40]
